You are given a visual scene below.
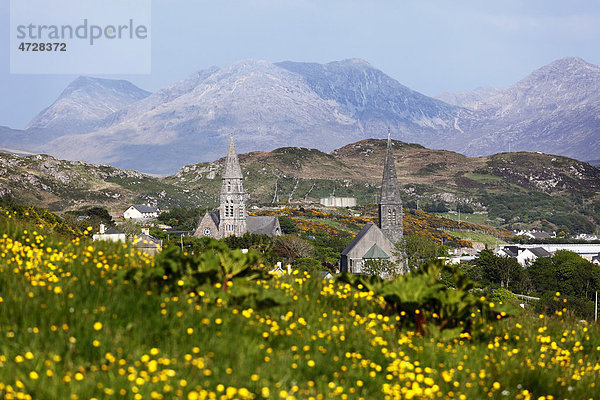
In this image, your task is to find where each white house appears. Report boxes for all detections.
[517,247,552,266]
[496,245,552,266]
[123,204,160,220]
[92,224,126,242]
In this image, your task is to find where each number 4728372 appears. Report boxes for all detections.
[18,43,66,51]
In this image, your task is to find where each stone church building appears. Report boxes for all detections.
[194,136,281,239]
[340,132,403,273]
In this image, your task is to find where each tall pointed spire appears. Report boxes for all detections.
[379,129,403,244]
[223,135,243,179]
[218,135,247,237]
[380,129,401,203]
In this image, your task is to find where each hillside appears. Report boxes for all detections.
[1,139,599,232]
[169,139,600,232]
[0,153,209,215]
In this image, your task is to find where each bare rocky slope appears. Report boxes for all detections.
[1,57,598,175]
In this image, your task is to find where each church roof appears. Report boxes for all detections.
[222,135,243,179]
[341,222,376,256]
[247,216,279,235]
[380,130,402,205]
[363,244,390,259]
[209,212,220,226]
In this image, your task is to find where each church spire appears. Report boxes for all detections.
[379,129,403,244]
[223,135,243,179]
[219,134,247,238]
[380,128,401,203]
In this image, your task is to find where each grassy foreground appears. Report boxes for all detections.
[1,214,600,399]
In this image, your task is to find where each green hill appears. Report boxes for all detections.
[1,139,599,233]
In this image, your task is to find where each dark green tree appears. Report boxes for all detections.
[278,216,299,234]
[157,207,203,231]
[474,250,523,291]
[394,234,448,273]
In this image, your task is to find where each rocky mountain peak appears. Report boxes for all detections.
[26,76,151,132]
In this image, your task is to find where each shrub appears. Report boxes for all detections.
[489,288,517,303]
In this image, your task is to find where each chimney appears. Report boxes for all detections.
[141,226,150,236]
[99,223,105,234]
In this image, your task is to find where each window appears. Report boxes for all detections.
[225,199,234,217]
[239,205,244,218]
[392,209,396,224]
[227,181,232,192]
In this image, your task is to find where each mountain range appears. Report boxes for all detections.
[1,57,599,174]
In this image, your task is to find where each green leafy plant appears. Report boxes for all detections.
[124,240,288,309]
[337,260,518,339]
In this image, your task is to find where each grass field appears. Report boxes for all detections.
[435,212,500,226]
[301,217,361,234]
[442,230,508,248]
[1,213,599,399]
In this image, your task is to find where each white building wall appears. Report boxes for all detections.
[123,207,144,219]
[92,233,127,242]
[519,244,600,261]
[516,250,538,266]
[319,197,357,208]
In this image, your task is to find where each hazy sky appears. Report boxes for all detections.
[2,0,600,129]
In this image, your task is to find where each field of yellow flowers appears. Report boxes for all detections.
[1,210,600,399]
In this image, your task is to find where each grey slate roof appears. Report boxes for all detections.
[499,245,519,257]
[132,204,159,213]
[134,234,162,247]
[530,232,551,239]
[247,216,279,235]
[341,223,374,256]
[528,247,552,258]
[501,248,518,257]
[209,212,220,226]
[104,227,123,235]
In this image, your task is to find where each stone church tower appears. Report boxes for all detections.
[219,136,247,238]
[379,129,403,244]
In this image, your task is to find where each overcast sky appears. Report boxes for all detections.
[2,0,600,129]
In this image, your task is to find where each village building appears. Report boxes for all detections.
[497,243,600,262]
[517,247,552,266]
[123,204,160,220]
[194,136,281,239]
[496,245,552,266]
[92,223,126,242]
[319,196,357,208]
[133,227,163,255]
[340,131,403,274]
